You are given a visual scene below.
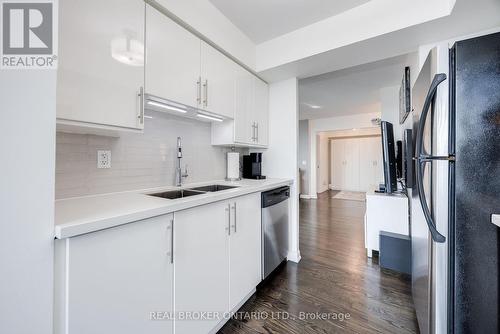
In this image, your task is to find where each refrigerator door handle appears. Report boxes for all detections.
[415,73,447,243]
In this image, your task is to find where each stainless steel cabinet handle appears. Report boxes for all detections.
[167,219,174,263]
[231,203,237,233]
[203,79,208,107]
[196,77,201,104]
[256,123,259,143]
[138,86,144,125]
[225,204,231,235]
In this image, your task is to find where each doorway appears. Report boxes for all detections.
[330,135,382,192]
[315,128,383,197]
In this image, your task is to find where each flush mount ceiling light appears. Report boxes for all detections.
[111,35,144,66]
[147,101,187,113]
[197,113,223,122]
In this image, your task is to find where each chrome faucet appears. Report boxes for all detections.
[175,137,188,186]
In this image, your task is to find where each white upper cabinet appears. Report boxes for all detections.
[145,5,201,108]
[212,68,270,148]
[57,0,268,142]
[233,66,255,144]
[253,77,269,146]
[57,0,145,132]
[200,41,237,119]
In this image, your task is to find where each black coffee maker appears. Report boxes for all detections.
[242,153,266,179]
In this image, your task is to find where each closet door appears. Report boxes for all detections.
[359,137,372,192]
[372,137,384,187]
[330,139,345,190]
[358,137,382,192]
[344,138,360,191]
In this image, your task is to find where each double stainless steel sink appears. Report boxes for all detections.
[148,184,238,200]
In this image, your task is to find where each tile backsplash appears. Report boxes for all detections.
[56,112,245,199]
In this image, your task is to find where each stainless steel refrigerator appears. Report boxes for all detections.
[411,32,500,334]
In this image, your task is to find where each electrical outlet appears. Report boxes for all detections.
[97,150,111,169]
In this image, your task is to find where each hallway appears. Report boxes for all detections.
[220,191,418,333]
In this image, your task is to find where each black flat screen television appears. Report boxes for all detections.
[381,121,398,193]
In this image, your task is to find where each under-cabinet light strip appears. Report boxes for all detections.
[197,113,223,122]
[147,100,187,113]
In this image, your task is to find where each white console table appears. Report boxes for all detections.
[365,191,409,257]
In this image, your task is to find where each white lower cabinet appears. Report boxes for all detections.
[174,193,262,334]
[55,194,262,334]
[54,214,174,334]
[229,193,261,310]
[173,200,231,334]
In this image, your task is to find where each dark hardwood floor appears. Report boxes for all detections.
[219,190,418,334]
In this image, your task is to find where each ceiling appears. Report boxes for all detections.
[258,0,500,82]
[209,0,372,43]
[299,53,416,120]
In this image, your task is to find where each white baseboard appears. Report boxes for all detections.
[287,250,301,263]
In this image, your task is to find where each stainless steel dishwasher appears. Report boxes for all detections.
[261,186,289,279]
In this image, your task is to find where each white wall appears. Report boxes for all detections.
[0,71,56,333]
[155,0,256,69]
[257,78,300,263]
[307,112,380,196]
[298,120,310,196]
[380,85,408,141]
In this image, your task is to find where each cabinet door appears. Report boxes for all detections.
[57,0,144,130]
[66,214,173,334]
[229,193,261,310]
[174,201,230,334]
[254,78,269,146]
[234,67,254,144]
[201,41,237,118]
[145,5,200,108]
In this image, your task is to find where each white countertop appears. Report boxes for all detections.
[366,190,407,198]
[55,178,293,239]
